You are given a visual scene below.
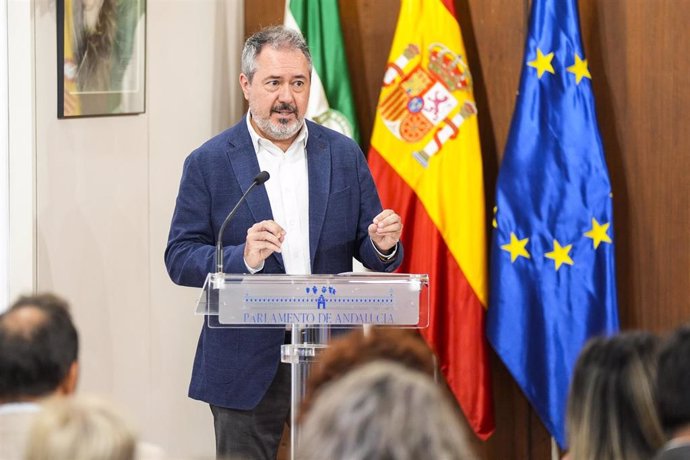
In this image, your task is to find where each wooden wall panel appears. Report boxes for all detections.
[587,0,690,332]
[245,1,690,459]
[244,0,283,33]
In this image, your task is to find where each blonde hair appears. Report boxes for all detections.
[566,332,666,460]
[25,395,136,460]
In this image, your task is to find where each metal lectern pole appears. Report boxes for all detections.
[284,323,330,460]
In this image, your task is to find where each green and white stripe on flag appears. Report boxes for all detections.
[285,0,360,143]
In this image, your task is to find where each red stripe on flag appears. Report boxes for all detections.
[440,0,456,17]
[369,147,495,439]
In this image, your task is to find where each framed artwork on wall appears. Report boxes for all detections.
[57,0,146,118]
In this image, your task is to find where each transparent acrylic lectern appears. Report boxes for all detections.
[195,272,429,459]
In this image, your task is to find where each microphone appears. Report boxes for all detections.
[215,171,270,275]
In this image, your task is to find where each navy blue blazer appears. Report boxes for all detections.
[164,119,403,409]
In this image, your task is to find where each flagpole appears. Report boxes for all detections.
[551,437,560,460]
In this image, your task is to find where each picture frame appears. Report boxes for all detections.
[57,0,146,118]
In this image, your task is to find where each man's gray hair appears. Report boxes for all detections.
[298,361,476,460]
[241,26,312,82]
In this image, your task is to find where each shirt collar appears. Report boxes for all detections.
[245,112,309,155]
[0,401,41,415]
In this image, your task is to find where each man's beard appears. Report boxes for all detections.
[251,102,303,141]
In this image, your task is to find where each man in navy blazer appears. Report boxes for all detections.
[165,26,403,459]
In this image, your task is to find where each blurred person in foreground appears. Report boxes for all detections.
[300,327,436,420]
[25,395,165,460]
[298,361,476,460]
[25,395,136,460]
[0,294,79,460]
[0,293,164,460]
[565,332,665,460]
[654,324,690,460]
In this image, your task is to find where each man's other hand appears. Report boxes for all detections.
[368,209,403,254]
[244,220,286,270]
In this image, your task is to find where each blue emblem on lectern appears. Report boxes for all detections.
[305,285,336,309]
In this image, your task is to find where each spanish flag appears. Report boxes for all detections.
[368,0,494,438]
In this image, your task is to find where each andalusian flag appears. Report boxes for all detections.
[368,0,494,439]
[284,0,360,142]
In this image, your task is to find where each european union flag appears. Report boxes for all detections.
[486,0,619,448]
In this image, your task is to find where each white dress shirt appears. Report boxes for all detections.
[245,113,311,275]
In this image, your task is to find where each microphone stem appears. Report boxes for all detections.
[215,181,259,274]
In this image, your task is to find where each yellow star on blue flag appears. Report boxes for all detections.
[584,218,612,248]
[501,233,530,262]
[544,239,574,270]
[528,48,556,78]
[567,53,591,84]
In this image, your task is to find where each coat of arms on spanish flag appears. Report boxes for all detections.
[368,0,494,439]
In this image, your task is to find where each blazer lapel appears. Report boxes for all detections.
[307,125,331,268]
[226,122,284,269]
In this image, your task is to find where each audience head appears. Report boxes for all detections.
[300,327,436,419]
[566,331,665,460]
[298,361,475,460]
[25,395,136,460]
[0,293,79,403]
[656,324,690,437]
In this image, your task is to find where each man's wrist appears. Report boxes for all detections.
[370,238,398,261]
[244,257,264,274]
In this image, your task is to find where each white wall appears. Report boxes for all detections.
[30,0,244,456]
[1,1,11,310]
[8,0,36,305]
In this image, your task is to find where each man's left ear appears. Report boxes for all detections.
[58,361,79,396]
[239,74,250,100]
